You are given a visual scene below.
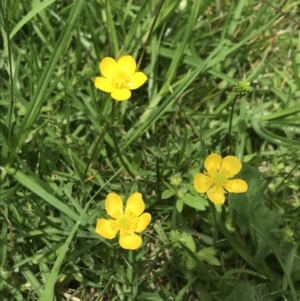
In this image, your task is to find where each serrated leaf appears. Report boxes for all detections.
[182,195,208,210]
[176,199,184,212]
[161,189,175,199]
[179,233,197,269]
[180,232,196,252]
[197,247,220,266]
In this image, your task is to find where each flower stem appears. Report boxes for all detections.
[228,95,238,154]
[209,202,218,248]
[74,122,108,197]
[110,102,136,179]
[127,250,134,298]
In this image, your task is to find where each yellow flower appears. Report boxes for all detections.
[95,192,151,250]
[193,153,248,204]
[94,55,147,101]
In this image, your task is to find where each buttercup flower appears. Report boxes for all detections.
[95,192,151,250]
[193,153,248,204]
[94,55,147,101]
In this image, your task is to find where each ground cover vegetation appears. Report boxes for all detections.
[1,0,300,300]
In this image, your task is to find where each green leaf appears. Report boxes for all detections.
[178,232,196,252]
[11,0,85,155]
[182,195,208,210]
[179,233,197,269]
[197,247,221,266]
[161,189,175,199]
[8,0,57,43]
[186,256,197,270]
[7,168,82,223]
[252,120,300,150]
[176,199,184,212]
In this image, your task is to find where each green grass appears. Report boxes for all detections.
[1,0,300,300]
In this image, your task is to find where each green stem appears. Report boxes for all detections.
[110,102,135,179]
[209,202,218,248]
[74,122,108,196]
[127,250,133,299]
[228,95,238,154]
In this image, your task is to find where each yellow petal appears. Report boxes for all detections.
[223,179,248,193]
[129,72,147,90]
[105,193,123,217]
[111,89,131,101]
[204,153,222,175]
[207,185,226,204]
[95,219,118,239]
[194,173,214,193]
[221,156,242,177]
[119,233,142,250]
[94,77,115,92]
[136,213,151,232]
[117,55,136,76]
[100,57,118,78]
[125,192,145,216]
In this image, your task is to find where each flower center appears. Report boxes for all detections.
[116,211,138,238]
[212,171,228,186]
[118,215,131,229]
[111,70,131,89]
